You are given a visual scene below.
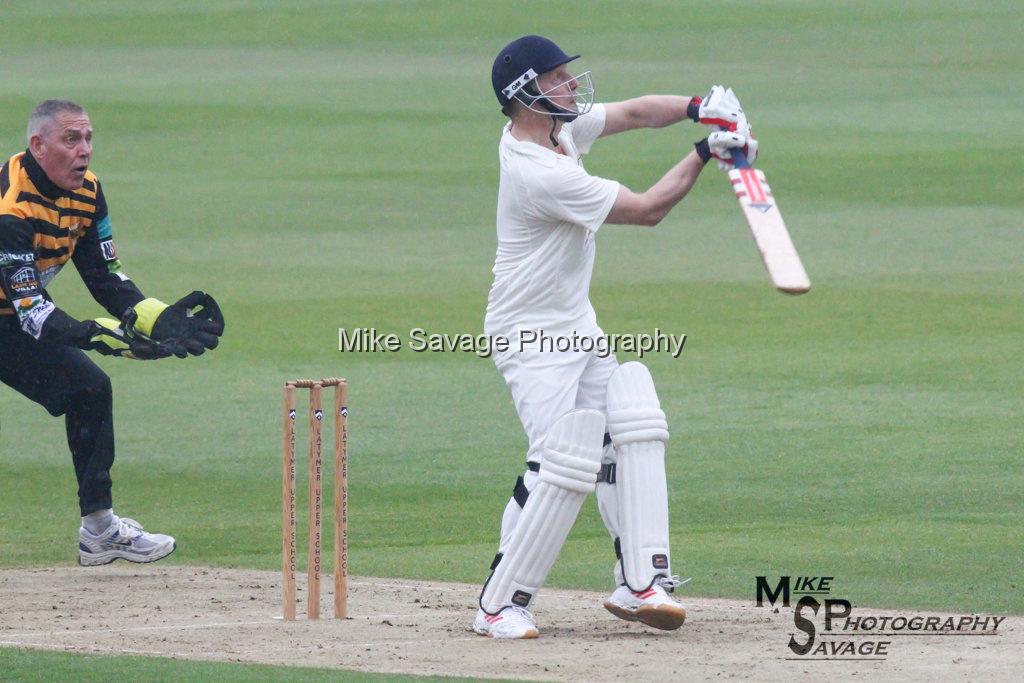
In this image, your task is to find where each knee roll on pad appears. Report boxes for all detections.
[606,362,671,591]
[479,409,605,613]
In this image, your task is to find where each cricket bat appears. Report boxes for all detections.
[728,148,810,294]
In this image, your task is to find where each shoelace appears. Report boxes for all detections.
[658,575,692,591]
[119,517,145,532]
[112,517,145,540]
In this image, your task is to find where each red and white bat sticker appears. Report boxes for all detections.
[739,169,767,202]
[732,169,774,212]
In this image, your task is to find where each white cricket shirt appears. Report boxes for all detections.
[484,104,620,340]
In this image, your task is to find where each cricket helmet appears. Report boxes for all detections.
[491,35,593,121]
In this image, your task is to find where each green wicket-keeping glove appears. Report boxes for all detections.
[83,318,170,360]
[123,291,225,358]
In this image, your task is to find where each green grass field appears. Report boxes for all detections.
[1,0,1022,677]
[0,648,489,683]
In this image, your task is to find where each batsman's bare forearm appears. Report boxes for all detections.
[602,96,692,136]
[606,151,706,226]
[625,95,691,128]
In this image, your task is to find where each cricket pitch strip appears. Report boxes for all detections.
[0,566,1019,681]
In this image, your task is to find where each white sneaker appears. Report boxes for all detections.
[472,606,540,639]
[603,580,687,630]
[79,516,176,566]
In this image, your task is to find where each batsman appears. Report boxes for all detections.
[475,36,755,638]
[0,100,225,566]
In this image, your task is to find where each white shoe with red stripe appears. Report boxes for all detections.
[603,581,687,630]
[472,606,539,639]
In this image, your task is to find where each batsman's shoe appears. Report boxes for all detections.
[79,516,176,566]
[603,581,687,631]
[472,606,539,639]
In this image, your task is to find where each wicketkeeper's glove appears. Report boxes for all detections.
[123,291,225,358]
[82,318,171,360]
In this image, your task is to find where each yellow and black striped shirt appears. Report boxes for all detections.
[0,150,143,342]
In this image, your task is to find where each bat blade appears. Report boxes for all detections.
[728,165,810,294]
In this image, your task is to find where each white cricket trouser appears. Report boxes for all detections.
[495,345,619,465]
[493,344,618,551]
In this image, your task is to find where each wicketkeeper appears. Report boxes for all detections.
[475,36,755,638]
[0,100,225,565]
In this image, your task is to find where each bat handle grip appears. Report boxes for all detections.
[730,147,751,169]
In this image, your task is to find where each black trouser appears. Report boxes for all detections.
[0,317,115,516]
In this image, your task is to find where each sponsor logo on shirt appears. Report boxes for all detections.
[100,239,117,261]
[14,296,41,313]
[9,266,39,295]
[0,251,34,266]
[21,298,54,339]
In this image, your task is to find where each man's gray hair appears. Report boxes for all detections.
[27,99,86,144]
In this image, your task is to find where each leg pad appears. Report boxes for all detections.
[480,409,605,612]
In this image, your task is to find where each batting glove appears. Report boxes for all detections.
[688,85,746,130]
[695,129,759,170]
